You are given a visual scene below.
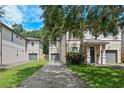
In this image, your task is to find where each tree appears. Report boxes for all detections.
[87,6,124,38]
[0,6,5,17]
[40,5,124,63]
[11,23,49,54]
[40,5,65,41]
[12,23,25,33]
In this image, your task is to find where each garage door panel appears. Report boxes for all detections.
[106,50,117,63]
[29,53,37,60]
[51,53,60,61]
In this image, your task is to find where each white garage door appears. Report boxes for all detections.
[106,50,117,63]
[51,53,60,61]
[29,53,38,60]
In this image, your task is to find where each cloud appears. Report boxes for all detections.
[1,5,24,27]
[0,5,44,31]
[18,5,44,23]
[17,5,44,31]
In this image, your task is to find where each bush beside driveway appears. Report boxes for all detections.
[68,64,124,88]
[0,60,48,88]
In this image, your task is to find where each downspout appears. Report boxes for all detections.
[0,23,2,65]
[38,40,42,61]
[38,41,40,61]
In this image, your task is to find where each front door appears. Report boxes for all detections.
[90,47,95,63]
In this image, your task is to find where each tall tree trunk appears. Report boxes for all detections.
[60,37,62,62]
[80,34,85,64]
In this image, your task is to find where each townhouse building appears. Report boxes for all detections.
[0,23,43,65]
[49,28,123,64]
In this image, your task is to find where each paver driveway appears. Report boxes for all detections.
[21,62,87,88]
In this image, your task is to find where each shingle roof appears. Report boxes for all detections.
[26,37,41,41]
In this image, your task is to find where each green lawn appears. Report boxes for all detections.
[0,60,48,88]
[68,64,124,88]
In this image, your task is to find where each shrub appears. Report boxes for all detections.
[66,52,83,65]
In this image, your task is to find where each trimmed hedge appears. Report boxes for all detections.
[66,52,83,65]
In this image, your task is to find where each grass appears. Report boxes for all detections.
[0,60,48,88]
[68,64,124,88]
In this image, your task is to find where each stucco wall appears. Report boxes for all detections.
[2,39,27,65]
[1,26,28,65]
[67,40,80,52]
[2,26,26,47]
[61,36,66,63]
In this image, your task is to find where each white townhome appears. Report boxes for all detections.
[26,37,43,61]
[49,28,123,64]
[0,23,43,66]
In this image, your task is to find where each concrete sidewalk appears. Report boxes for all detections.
[21,62,87,88]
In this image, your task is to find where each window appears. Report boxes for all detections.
[52,42,56,47]
[11,32,13,42]
[31,41,34,46]
[17,50,19,57]
[72,47,78,52]
[16,35,18,38]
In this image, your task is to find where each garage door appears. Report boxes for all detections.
[29,53,38,60]
[106,50,117,63]
[51,53,60,61]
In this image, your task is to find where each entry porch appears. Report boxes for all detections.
[83,40,109,64]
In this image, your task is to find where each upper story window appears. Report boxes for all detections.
[11,32,13,42]
[31,41,34,46]
[17,50,19,57]
[71,47,78,52]
[16,35,18,38]
[51,42,57,47]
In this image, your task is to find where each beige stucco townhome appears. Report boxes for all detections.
[49,28,123,64]
[0,23,43,66]
[26,37,43,61]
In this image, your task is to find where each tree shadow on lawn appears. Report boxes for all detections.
[69,65,124,88]
[0,68,7,72]
[11,65,44,87]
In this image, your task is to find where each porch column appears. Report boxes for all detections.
[87,46,90,64]
[102,45,106,64]
[98,45,102,64]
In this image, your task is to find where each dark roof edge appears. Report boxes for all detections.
[26,37,40,40]
[26,37,43,43]
[0,22,27,40]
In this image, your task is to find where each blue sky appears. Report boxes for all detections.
[1,5,44,31]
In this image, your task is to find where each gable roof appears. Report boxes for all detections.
[0,22,27,40]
